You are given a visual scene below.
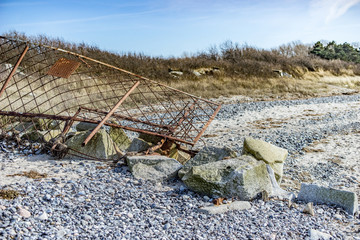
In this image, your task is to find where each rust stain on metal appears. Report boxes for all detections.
[47,57,81,78]
[0,36,221,160]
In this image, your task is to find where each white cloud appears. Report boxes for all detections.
[310,0,360,23]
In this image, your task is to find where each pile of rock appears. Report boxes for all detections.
[5,119,358,217]
[124,136,359,216]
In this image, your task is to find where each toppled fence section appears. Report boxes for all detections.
[0,36,221,159]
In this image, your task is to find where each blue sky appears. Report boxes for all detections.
[1,0,360,57]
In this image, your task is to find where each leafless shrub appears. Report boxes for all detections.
[2,31,360,99]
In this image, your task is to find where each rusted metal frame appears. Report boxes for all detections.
[145,138,166,155]
[61,107,82,136]
[21,60,44,117]
[0,36,220,147]
[88,70,115,112]
[0,110,194,145]
[0,43,24,64]
[125,92,157,130]
[156,82,189,114]
[0,116,194,146]
[0,54,57,113]
[29,41,219,105]
[193,104,222,143]
[139,80,178,126]
[170,100,198,133]
[79,106,172,131]
[82,80,141,146]
[177,114,197,141]
[158,88,197,128]
[0,38,12,49]
[0,45,29,98]
[20,75,129,117]
[100,71,129,101]
[116,78,155,126]
[130,87,169,128]
[2,52,54,98]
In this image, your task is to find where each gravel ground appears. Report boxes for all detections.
[1,94,360,239]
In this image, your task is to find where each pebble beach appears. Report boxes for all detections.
[1,93,360,239]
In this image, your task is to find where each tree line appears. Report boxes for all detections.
[310,41,360,63]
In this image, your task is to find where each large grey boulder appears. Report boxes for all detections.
[138,133,163,145]
[178,146,237,179]
[297,183,358,215]
[242,137,288,183]
[182,155,272,200]
[65,129,119,160]
[127,138,152,152]
[75,122,100,132]
[126,155,183,181]
[42,130,62,142]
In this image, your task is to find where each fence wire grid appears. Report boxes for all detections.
[0,36,221,158]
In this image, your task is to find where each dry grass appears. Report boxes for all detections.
[250,118,287,129]
[302,147,325,153]
[7,170,48,179]
[0,189,20,199]
[2,31,360,100]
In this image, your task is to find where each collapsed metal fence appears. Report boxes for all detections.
[0,36,221,159]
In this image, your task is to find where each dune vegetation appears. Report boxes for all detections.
[3,31,360,100]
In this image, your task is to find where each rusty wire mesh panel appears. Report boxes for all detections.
[0,36,221,158]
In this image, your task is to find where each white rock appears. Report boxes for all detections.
[303,202,315,216]
[17,208,31,218]
[198,201,251,214]
[333,214,342,220]
[266,165,295,200]
[37,212,48,220]
[309,229,332,240]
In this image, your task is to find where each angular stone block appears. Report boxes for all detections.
[178,146,237,179]
[297,183,358,215]
[127,155,183,181]
[242,137,288,164]
[182,156,272,200]
[65,129,118,160]
[127,138,152,152]
[242,137,288,183]
[109,127,131,151]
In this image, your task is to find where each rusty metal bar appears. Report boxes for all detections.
[193,104,222,143]
[171,100,197,133]
[61,107,82,136]
[0,45,29,98]
[80,106,173,131]
[82,80,140,146]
